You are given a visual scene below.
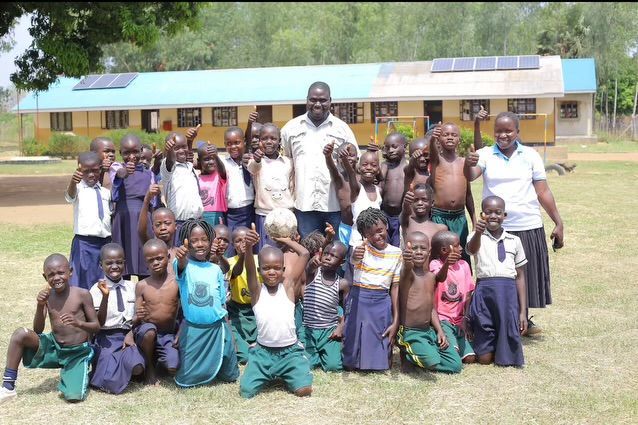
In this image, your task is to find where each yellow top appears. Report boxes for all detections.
[227,254,262,304]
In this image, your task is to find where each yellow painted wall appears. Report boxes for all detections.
[442,98,555,144]
[32,99,555,148]
[555,94,592,137]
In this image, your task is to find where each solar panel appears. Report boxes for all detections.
[72,75,101,90]
[90,74,119,89]
[431,58,454,72]
[475,56,497,71]
[497,56,518,70]
[518,55,540,69]
[453,57,475,71]
[110,73,138,88]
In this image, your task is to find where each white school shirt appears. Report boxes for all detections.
[247,155,294,216]
[223,154,255,209]
[160,159,204,221]
[253,283,297,347]
[65,180,112,238]
[466,230,528,280]
[89,277,136,330]
[281,112,359,212]
[477,142,547,231]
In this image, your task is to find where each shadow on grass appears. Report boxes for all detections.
[21,376,60,396]
[521,334,546,347]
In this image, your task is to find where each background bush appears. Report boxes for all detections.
[458,127,495,156]
[100,128,169,151]
[47,133,90,158]
[20,137,46,156]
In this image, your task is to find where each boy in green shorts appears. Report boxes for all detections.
[240,224,312,398]
[396,232,462,373]
[1,254,100,404]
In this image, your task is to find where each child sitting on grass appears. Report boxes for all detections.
[1,254,100,404]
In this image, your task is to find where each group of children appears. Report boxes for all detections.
[1,110,531,404]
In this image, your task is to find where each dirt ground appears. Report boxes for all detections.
[1,152,637,226]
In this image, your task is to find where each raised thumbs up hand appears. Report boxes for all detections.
[176,238,190,260]
[245,223,260,248]
[476,105,488,121]
[465,142,479,167]
[71,166,83,184]
[353,238,367,262]
[403,241,414,269]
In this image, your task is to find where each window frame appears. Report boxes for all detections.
[50,112,73,131]
[508,98,537,120]
[212,107,238,127]
[331,102,364,124]
[177,108,202,128]
[371,101,398,123]
[559,101,579,119]
[101,110,129,130]
[460,99,490,121]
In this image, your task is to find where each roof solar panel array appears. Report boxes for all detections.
[431,55,540,73]
[73,73,139,90]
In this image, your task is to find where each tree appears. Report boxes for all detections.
[0,3,202,92]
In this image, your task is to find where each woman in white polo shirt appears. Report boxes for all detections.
[464,112,564,334]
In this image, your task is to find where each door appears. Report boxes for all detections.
[423,101,442,130]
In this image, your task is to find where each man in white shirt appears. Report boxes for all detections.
[281,82,359,238]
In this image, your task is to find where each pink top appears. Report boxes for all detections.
[429,259,475,326]
[198,172,228,213]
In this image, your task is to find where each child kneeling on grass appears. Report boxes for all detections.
[239,224,312,398]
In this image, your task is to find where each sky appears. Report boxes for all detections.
[0,15,33,88]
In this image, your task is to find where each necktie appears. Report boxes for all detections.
[241,164,252,187]
[497,239,506,262]
[95,186,104,220]
[115,285,125,312]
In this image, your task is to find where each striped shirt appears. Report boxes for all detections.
[352,243,402,290]
[467,230,527,279]
[303,269,341,329]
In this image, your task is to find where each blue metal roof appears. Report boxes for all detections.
[15,63,382,112]
[14,58,597,112]
[561,58,597,93]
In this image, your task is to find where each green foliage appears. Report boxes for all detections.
[99,129,169,150]
[20,137,45,156]
[458,127,495,156]
[1,3,202,91]
[390,123,415,141]
[47,133,90,158]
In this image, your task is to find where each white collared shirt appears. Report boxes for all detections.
[160,159,204,221]
[223,154,255,209]
[477,142,547,231]
[65,180,112,238]
[247,155,294,215]
[89,277,137,330]
[467,230,527,279]
[281,112,359,212]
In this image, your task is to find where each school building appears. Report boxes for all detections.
[14,55,596,148]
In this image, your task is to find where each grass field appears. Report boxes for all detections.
[0,160,637,424]
[0,159,78,175]
[566,139,638,153]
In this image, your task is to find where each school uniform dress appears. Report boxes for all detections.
[66,181,112,290]
[302,269,344,372]
[223,155,255,255]
[281,112,359,238]
[160,159,204,245]
[430,258,476,360]
[466,229,527,367]
[343,243,402,371]
[247,155,295,251]
[89,277,144,394]
[173,258,238,388]
[199,171,227,227]
[240,283,313,398]
[476,142,552,308]
[110,163,155,277]
[226,254,262,364]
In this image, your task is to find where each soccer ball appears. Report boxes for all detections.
[264,208,298,239]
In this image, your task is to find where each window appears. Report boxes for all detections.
[508,98,536,120]
[560,102,578,119]
[371,102,398,122]
[460,100,490,121]
[141,110,160,133]
[292,104,306,118]
[50,112,72,131]
[102,110,129,129]
[331,102,364,124]
[212,107,237,127]
[177,108,202,128]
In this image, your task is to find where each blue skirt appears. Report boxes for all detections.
[90,329,144,394]
[469,277,524,367]
[343,286,392,371]
[69,235,111,290]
